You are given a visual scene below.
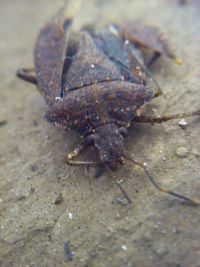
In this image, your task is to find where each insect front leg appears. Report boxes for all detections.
[66,142,87,161]
[16,68,37,85]
[65,158,99,167]
[65,135,99,167]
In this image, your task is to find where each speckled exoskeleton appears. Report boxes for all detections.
[17,9,200,205]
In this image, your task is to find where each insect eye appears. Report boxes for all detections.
[119,127,128,138]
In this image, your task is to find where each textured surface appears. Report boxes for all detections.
[0,1,200,266]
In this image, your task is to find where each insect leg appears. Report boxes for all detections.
[125,156,199,206]
[146,50,182,66]
[66,143,87,161]
[121,21,181,63]
[65,138,99,166]
[146,51,161,68]
[66,159,132,204]
[65,158,99,166]
[133,109,200,124]
[16,68,37,85]
[127,45,163,98]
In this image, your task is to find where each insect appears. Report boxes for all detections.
[17,9,200,205]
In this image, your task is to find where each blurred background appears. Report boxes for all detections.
[0,1,200,266]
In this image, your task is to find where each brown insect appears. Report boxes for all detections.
[17,9,200,205]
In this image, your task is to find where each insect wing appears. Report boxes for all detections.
[62,31,123,93]
[34,10,72,105]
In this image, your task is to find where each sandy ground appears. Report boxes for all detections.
[0,0,200,266]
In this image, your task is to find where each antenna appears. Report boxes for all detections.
[106,166,132,204]
[124,155,199,206]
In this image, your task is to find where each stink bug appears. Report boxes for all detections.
[17,9,200,205]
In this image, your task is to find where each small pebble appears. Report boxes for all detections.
[16,194,26,201]
[64,241,74,261]
[54,193,63,205]
[176,147,189,158]
[0,120,7,126]
[68,212,73,219]
[30,164,38,172]
[121,245,128,251]
[115,212,121,220]
[156,244,168,256]
[33,120,38,126]
[55,96,63,101]
[178,118,188,129]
